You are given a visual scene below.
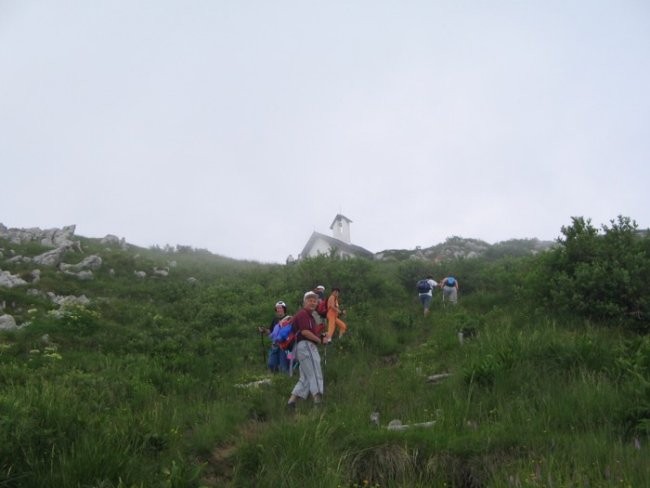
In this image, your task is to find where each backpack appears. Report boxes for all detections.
[278,322,325,350]
[316,299,328,317]
[277,323,297,351]
[445,277,456,287]
[417,279,432,293]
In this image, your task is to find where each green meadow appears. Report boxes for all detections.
[1,216,648,487]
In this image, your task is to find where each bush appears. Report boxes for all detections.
[528,216,650,329]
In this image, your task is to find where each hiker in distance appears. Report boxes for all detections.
[441,276,459,305]
[258,300,290,374]
[417,275,438,316]
[324,287,347,344]
[287,290,326,411]
[312,285,327,326]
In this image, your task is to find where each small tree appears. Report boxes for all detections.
[530,216,650,330]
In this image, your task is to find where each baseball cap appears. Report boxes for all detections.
[315,285,325,291]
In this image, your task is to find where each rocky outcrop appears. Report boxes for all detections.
[33,247,68,267]
[6,255,30,264]
[375,236,555,262]
[101,234,121,245]
[47,293,90,307]
[59,255,102,272]
[0,269,27,288]
[101,234,128,250]
[63,270,94,280]
[0,224,77,248]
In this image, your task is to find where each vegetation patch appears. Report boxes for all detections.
[0,216,649,486]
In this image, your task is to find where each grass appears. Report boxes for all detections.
[0,234,649,486]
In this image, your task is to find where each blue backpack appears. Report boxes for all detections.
[417,279,432,293]
[445,277,456,287]
[277,323,297,351]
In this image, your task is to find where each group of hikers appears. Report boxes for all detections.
[417,275,459,316]
[258,285,347,410]
[257,275,459,410]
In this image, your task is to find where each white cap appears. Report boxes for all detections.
[303,291,319,300]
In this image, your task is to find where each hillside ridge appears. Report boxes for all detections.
[0,222,555,264]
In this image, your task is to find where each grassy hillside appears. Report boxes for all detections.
[0,218,648,487]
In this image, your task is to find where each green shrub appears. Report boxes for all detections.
[529,216,650,329]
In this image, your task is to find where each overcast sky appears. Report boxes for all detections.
[2,1,649,263]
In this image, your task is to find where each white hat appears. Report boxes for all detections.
[315,285,325,291]
[303,291,319,300]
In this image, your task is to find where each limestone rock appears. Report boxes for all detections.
[427,373,452,384]
[387,419,403,430]
[101,234,121,245]
[33,247,68,267]
[386,419,436,431]
[153,267,169,277]
[59,255,102,272]
[6,255,30,264]
[101,234,128,250]
[0,224,76,248]
[0,270,27,288]
[63,270,93,280]
[47,293,90,307]
[0,314,17,331]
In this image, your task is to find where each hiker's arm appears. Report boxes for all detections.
[327,296,336,313]
[301,329,323,344]
[330,296,342,314]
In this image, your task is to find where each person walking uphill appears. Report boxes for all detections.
[325,287,347,344]
[287,291,326,410]
[312,285,327,326]
[417,275,438,316]
[441,276,459,305]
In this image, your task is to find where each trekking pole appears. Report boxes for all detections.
[288,347,294,377]
[289,330,300,377]
[321,332,328,368]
